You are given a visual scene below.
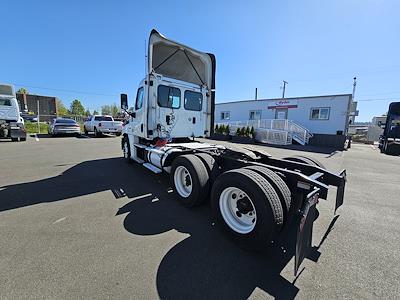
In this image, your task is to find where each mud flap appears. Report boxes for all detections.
[294,188,319,276]
[335,169,346,213]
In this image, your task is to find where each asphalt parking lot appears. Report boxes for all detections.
[0,135,399,299]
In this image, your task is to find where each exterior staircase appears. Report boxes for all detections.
[218,119,313,146]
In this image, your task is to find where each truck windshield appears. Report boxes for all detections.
[0,85,14,96]
[0,99,12,106]
[388,118,400,138]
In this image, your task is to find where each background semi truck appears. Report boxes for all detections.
[379,102,400,155]
[0,84,26,142]
[120,30,346,274]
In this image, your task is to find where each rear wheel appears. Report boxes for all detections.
[94,127,100,137]
[116,132,122,137]
[170,155,210,207]
[84,127,88,135]
[211,168,283,250]
[283,155,325,169]
[244,165,291,219]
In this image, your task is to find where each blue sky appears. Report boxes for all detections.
[2,0,399,121]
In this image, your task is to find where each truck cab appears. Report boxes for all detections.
[122,30,215,143]
[379,102,400,155]
[0,83,26,142]
[119,31,347,275]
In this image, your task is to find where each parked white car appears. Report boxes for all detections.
[83,115,122,137]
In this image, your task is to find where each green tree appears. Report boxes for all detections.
[236,127,241,136]
[101,105,111,115]
[56,99,69,116]
[250,126,255,139]
[17,88,28,94]
[93,110,99,115]
[84,109,91,116]
[110,103,119,116]
[70,99,85,116]
[225,125,230,135]
[245,126,250,137]
[215,124,219,133]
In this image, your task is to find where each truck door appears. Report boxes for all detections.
[131,86,146,138]
[155,84,181,139]
[182,89,205,137]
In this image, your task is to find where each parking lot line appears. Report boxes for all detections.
[53,217,66,224]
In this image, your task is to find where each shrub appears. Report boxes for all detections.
[236,127,241,136]
[245,126,250,137]
[250,126,255,139]
[215,124,219,133]
[219,124,225,134]
[240,127,246,136]
[225,125,230,135]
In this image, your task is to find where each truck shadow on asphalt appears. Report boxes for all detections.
[0,157,333,299]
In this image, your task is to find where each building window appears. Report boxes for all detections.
[184,90,202,111]
[220,111,230,120]
[249,110,262,120]
[310,107,330,120]
[157,85,181,109]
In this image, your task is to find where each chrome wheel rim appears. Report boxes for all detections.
[174,166,192,198]
[123,141,129,159]
[219,187,256,234]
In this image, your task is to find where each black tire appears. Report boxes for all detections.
[170,154,210,207]
[94,127,100,137]
[122,136,132,164]
[244,165,291,219]
[193,153,221,201]
[194,153,221,182]
[116,132,122,137]
[211,168,283,250]
[283,155,325,169]
[84,127,88,135]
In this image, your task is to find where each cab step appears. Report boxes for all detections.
[142,163,162,174]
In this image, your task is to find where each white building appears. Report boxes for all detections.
[215,94,355,136]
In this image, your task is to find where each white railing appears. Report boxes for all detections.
[255,128,292,145]
[216,119,312,146]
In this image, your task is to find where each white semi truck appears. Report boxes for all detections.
[121,30,346,274]
[0,84,26,142]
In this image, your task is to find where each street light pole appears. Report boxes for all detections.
[282,80,288,98]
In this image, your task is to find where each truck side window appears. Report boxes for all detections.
[184,91,202,111]
[157,85,180,109]
[135,87,144,110]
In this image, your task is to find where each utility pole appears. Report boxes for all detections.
[282,80,288,98]
[352,77,357,101]
[255,88,258,100]
[37,98,40,134]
